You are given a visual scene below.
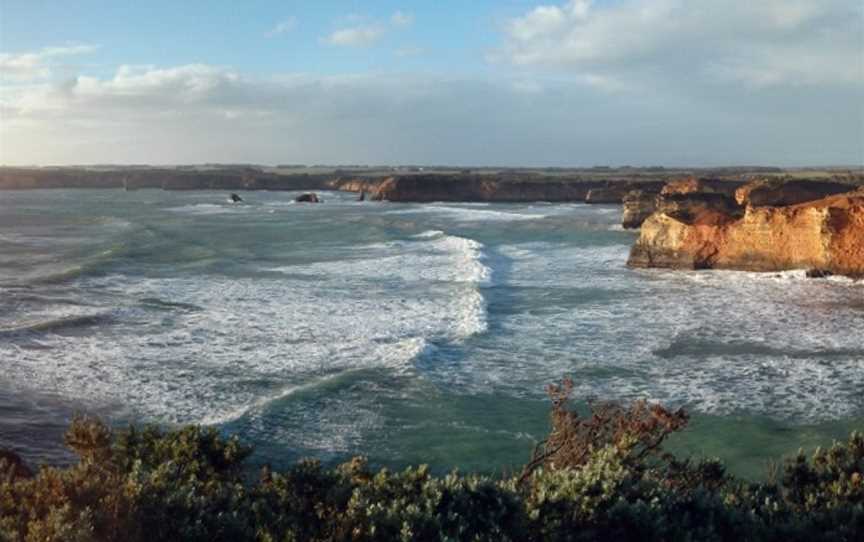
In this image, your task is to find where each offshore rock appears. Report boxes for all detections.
[295,193,321,203]
[628,191,864,277]
[805,269,834,279]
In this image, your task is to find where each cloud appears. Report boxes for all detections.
[324,11,414,47]
[0,44,98,82]
[390,11,414,28]
[265,17,297,38]
[2,62,861,167]
[395,46,424,58]
[500,0,864,88]
[324,25,386,47]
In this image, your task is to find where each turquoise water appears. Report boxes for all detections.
[1,189,862,478]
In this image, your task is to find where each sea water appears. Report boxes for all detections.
[1,189,862,478]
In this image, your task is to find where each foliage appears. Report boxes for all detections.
[519,377,689,483]
[1,385,862,541]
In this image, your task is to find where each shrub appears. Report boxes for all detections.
[520,377,689,483]
[0,387,861,541]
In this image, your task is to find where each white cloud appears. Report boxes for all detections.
[390,11,414,28]
[0,44,98,82]
[324,25,386,47]
[2,62,861,167]
[395,46,424,58]
[500,0,864,88]
[266,17,297,37]
[324,11,415,47]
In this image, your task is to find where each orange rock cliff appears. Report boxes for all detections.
[628,183,864,278]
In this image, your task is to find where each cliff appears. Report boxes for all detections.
[622,190,658,229]
[622,177,746,229]
[331,175,666,203]
[735,178,856,207]
[660,176,745,197]
[585,181,665,204]
[0,167,332,191]
[628,187,864,277]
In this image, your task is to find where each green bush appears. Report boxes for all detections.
[1,391,862,541]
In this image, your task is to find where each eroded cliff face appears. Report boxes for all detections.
[735,179,856,207]
[621,177,745,229]
[628,191,864,277]
[622,190,658,229]
[335,175,602,202]
[0,168,332,191]
[585,181,664,204]
[660,176,744,197]
[333,175,667,203]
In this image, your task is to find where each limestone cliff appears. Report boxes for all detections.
[735,178,856,207]
[622,190,658,229]
[585,181,664,204]
[333,175,666,203]
[628,190,864,277]
[622,177,745,229]
[0,168,331,191]
[660,176,745,197]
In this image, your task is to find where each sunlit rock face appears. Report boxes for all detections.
[621,190,657,229]
[628,189,864,278]
[335,175,597,202]
[735,179,856,207]
[622,177,746,229]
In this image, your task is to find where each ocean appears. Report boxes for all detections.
[1,188,862,478]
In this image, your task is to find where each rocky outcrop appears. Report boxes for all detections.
[655,192,743,223]
[660,176,745,197]
[621,177,745,229]
[585,181,665,204]
[295,192,321,203]
[585,187,624,204]
[622,190,658,229]
[628,191,864,277]
[735,179,856,207]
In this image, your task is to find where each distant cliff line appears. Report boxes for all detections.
[0,167,333,191]
[2,166,860,206]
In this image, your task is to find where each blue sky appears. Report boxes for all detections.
[1,0,862,166]
[1,1,518,76]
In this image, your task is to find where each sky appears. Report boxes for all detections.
[1,0,862,167]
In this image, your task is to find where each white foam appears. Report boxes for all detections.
[412,230,445,239]
[271,232,492,287]
[432,239,864,423]
[385,205,547,222]
[0,230,491,425]
[169,203,238,215]
[5,197,862,438]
